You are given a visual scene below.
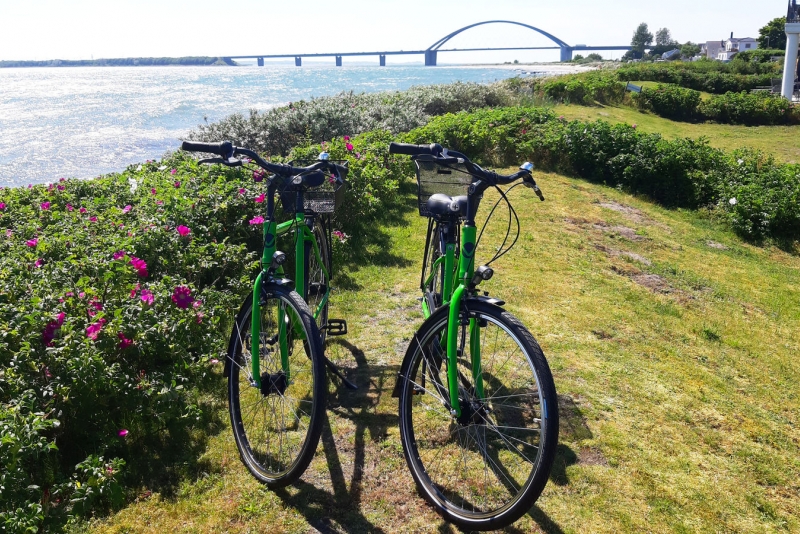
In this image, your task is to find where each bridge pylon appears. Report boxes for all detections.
[424,50,437,66]
[560,47,573,62]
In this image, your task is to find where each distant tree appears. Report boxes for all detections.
[586,53,603,61]
[681,42,701,58]
[630,23,654,59]
[650,27,680,56]
[758,17,787,50]
[573,54,585,61]
[656,28,673,47]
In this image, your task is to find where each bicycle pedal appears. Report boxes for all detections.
[323,319,347,336]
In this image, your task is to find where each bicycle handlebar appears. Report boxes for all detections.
[388,142,443,156]
[390,142,542,199]
[180,141,348,183]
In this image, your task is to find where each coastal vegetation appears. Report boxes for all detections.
[1,72,799,532]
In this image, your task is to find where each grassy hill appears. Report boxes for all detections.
[92,163,800,532]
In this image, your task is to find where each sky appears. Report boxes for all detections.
[0,0,790,64]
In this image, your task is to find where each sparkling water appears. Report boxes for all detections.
[0,65,547,186]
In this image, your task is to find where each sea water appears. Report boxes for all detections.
[0,65,547,186]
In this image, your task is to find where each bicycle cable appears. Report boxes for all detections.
[476,182,523,266]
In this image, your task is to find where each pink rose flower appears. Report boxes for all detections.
[113,250,126,260]
[118,429,129,437]
[89,216,97,222]
[0,202,6,210]
[176,225,191,236]
[26,238,38,247]
[170,168,177,175]
[129,256,148,277]
[255,194,265,203]
[79,207,87,214]
[66,203,74,211]
[151,187,157,195]
[40,201,50,210]
[249,215,264,225]
[118,332,133,349]
[346,143,354,151]
[171,286,194,309]
[174,181,181,188]
[86,318,107,340]
[140,288,154,305]
[122,205,132,214]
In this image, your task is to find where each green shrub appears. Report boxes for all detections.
[732,49,785,64]
[699,91,798,125]
[534,71,625,105]
[632,84,702,120]
[187,82,512,156]
[616,63,777,94]
[405,106,800,236]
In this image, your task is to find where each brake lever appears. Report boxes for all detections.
[523,175,545,201]
[197,157,242,167]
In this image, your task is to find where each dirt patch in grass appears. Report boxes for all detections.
[578,447,609,467]
[707,241,729,250]
[594,244,652,266]
[598,201,646,222]
[564,217,645,242]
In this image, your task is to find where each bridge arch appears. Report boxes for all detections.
[428,20,570,51]
[425,20,573,64]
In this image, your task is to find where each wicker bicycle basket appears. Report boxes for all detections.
[415,160,476,217]
[278,171,345,214]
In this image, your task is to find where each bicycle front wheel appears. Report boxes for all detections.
[228,285,326,487]
[398,301,559,531]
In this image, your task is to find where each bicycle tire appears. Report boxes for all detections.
[305,219,330,341]
[228,285,326,487]
[423,222,445,314]
[398,300,559,530]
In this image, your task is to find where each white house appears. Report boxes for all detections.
[701,41,725,59]
[717,33,758,60]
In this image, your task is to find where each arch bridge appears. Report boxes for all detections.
[226,20,632,66]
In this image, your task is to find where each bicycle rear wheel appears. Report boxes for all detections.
[398,301,559,531]
[305,219,330,340]
[422,221,445,315]
[228,285,325,487]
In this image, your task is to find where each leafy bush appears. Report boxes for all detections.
[0,157,262,529]
[405,106,800,237]
[732,49,785,64]
[502,71,625,106]
[616,63,777,94]
[187,82,512,156]
[699,91,799,125]
[632,84,702,120]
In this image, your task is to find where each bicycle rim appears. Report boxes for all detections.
[399,302,558,530]
[228,287,325,487]
[305,220,330,341]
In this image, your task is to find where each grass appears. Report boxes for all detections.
[553,103,800,164]
[90,166,800,532]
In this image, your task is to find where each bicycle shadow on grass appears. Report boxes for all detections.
[273,338,397,533]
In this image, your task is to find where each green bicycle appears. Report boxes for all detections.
[390,142,559,531]
[181,140,353,487]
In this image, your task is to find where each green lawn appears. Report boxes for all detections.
[553,103,800,164]
[92,167,800,533]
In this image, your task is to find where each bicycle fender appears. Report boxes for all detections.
[466,294,505,307]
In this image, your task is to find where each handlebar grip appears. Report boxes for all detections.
[181,140,233,157]
[388,142,443,156]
